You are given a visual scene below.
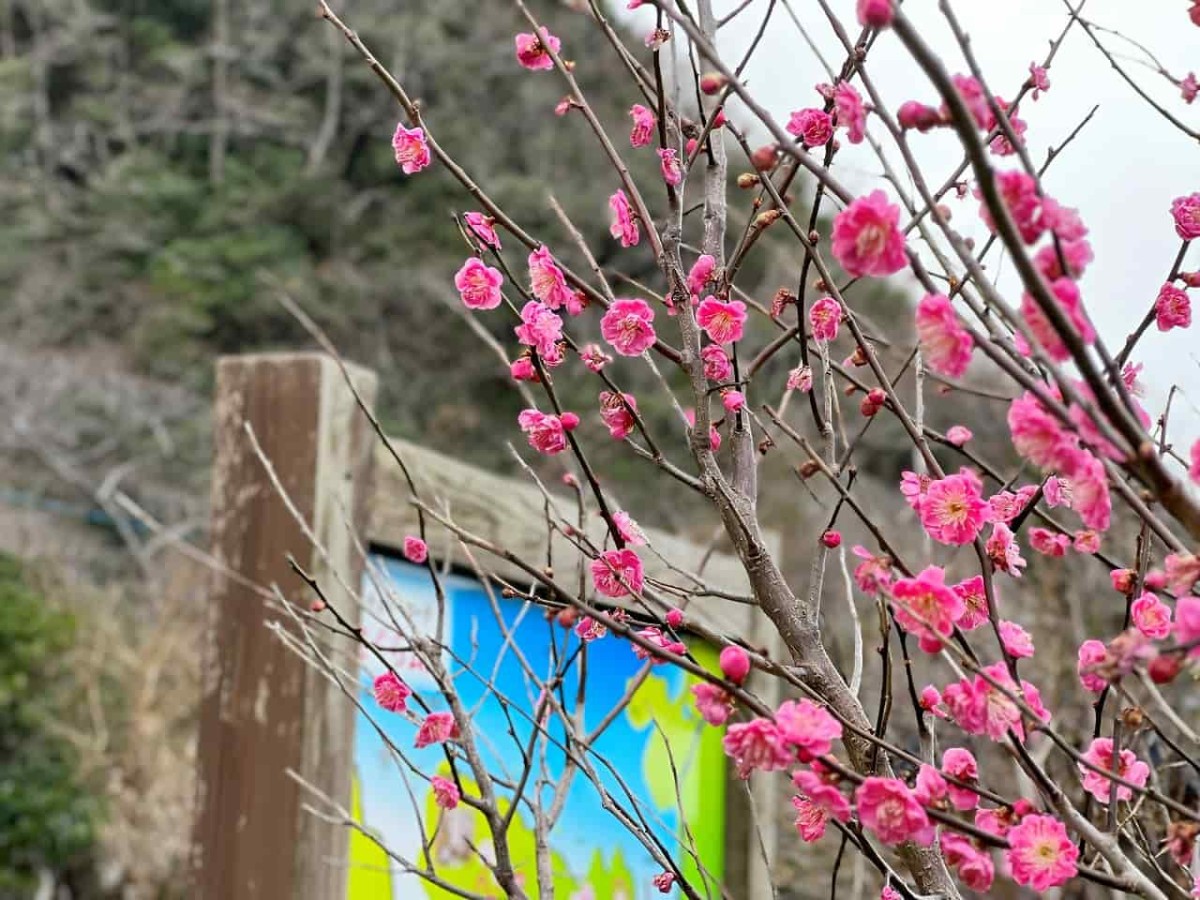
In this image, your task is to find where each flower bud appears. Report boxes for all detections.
[666,608,685,629]
[1148,653,1181,684]
[798,460,821,479]
[719,645,751,684]
[751,144,778,171]
[821,530,842,548]
[699,72,728,95]
[737,172,758,189]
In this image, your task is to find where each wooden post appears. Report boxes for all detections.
[192,353,377,900]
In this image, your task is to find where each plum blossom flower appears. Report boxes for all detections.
[691,683,734,726]
[454,258,504,310]
[944,662,1049,741]
[598,391,638,440]
[854,777,934,846]
[632,626,686,664]
[527,247,574,311]
[579,343,611,372]
[831,190,907,277]
[914,764,948,808]
[986,522,1026,577]
[1029,63,1051,99]
[987,487,1035,523]
[1156,283,1192,331]
[988,98,1027,157]
[696,296,748,344]
[889,566,964,651]
[591,549,644,598]
[792,796,831,841]
[1079,737,1150,804]
[600,298,657,356]
[1184,72,1199,104]
[658,148,683,186]
[1165,552,1200,595]
[1035,239,1093,280]
[999,620,1035,658]
[897,101,942,132]
[786,108,833,146]
[775,699,843,761]
[942,832,995,891]
[920,685,948,718]
[415,712,460,749]
[1020,278,1096,361]
[1131,592,1173,639]
[852,546,893,594]
[575,616,607,642]
[942,747,980,810]
[652,872,675,893]
[832,82,867,144]
[687,254,717,295]
[880,888,901,900]
[612,510,645,546]
[723,718,792,778]
[1008,391,1074,472]
[949,74,993,128]
[916,293,974,377]
[518,409,577,455]
[1175,595,1200,658]
[919,469,987,545]
[373,671,411,713]
[719,645,751,684]
[1029,527,1069,557]
[953,576,990,631]
[510,356,537,382]
[721,390,745,412]
[629,104,657,147]
[980,170,1043,244]
[608,190,640,247]
[1171,193,1200,240]
[463,212,500,248]
[702,344,733,381]
[787,365,813,393]
[403,536,428,564]
[431,776,460,809]
[857,0,894,27]
[515,28,560,71]
[946,425,973,446]
[392,124,431,174]
[809,297,842,343]
[900,471,931,513]
[1062,448,1111,532]
[1074,530,1100,554]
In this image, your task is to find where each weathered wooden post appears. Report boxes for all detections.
[191,353,377,900]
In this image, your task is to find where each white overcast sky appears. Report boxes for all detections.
[618,1,1200,448]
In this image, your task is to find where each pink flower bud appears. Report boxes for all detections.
[857,0,894,27]
[666,608,684,629]
[1148,654,1181,684]
[711,108,727,128]
[403,536,428,564]
[897,101,942,133]
[751,144,778,172]
[685,137,699,157]
[560,412,580,431]
[821,530,842,548]
[722,390,746,412]
[699,72,728,95]
[1110,569,1135,594]
[1145,570,1167,591]
[719,645,751,684]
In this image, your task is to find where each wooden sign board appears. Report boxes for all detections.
[192,353,778,899]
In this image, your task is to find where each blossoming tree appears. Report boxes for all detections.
[297,0,1200,897]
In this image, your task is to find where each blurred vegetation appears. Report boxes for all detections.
[0,553,100,893]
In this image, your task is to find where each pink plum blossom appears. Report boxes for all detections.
[787,365,813,392]
[775,699,843,761]
[979,170,1043,244]
[629,104,657,147]
[608,190,640,247]
[687,254,717,295]
[600,298,657,356]
[1171,193,1200,240]
[454,258,504,310]
[1155,283,1192,331]
[1029,63,1051,99]
[431,776,460,809]
[691,682,734,726]
[527,247,574,310]
[915,293,974,377]
[723,718,792,778]
[1079,737,1150,804]
[515,28,560,71]
[702,344,733,381]
[942,747,980,811]
[986,522,1026,577]
[463,211,500,248]
[579,343,611,372]
[857,0,894,27]
[591,549,644,598]
[598,391,638,440]
[945,425,972,446]
[373,671,411,713]
[1029,527,1069,557]
[999,620,1035,658]
[1020,277,1096,361]
[696,296,748,344]
[919,469,987,545]
[889,566,964,650]
[831,191,907,277]
[518,409,576,455]
[854,777,934,846]
[403,536,428,564]
[415,712,459,749]
[719,645,751,684]
[953,575,990,631]
[786,108,833,146]
[391,124,431,174]
[832,82,867,144]
[1131,592,1173,639]
[809,296,842,343]
[658,148,683,186]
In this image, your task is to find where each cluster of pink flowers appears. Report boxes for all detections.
[916,294,974,377]
[591,548,644,598]
[943,662,1049,741]
[831,191,907,277]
